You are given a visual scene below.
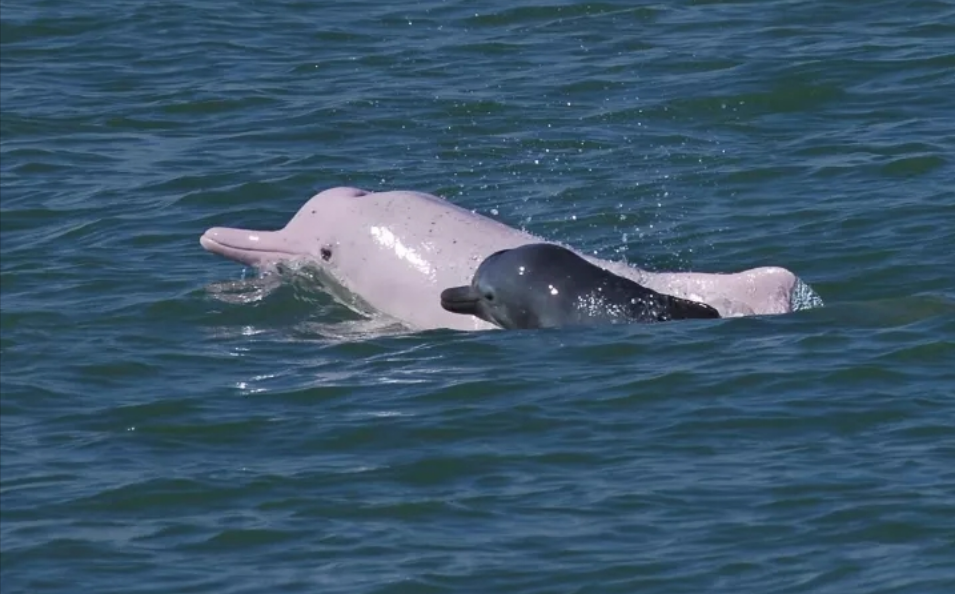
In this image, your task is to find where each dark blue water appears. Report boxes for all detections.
[2,1,954,593]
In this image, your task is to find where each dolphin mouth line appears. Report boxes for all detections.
[199,230,309,268]
[440,286,481,315]
[200,234,298,256]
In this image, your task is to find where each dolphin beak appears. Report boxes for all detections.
[200,227,302,268]
[440,286,482,316]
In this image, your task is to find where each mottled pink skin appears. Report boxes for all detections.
[200,186,797,331]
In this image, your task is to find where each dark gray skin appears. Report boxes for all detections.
[440,243,721,330]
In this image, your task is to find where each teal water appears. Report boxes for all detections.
[2,1,954,592]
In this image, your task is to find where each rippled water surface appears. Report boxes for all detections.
[2,1,954,593]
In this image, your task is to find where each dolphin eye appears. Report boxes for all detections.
[320,247,332,261]
[484,292,494,302]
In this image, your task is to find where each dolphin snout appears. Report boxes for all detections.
[200,227,300,268]
[440,286,483,316]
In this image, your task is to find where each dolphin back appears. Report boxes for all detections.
[655,294,722,321]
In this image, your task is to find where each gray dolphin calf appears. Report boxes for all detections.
[200,186,823,331]
[441,243,721,329]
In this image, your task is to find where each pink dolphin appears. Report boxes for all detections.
[200,187,822,331]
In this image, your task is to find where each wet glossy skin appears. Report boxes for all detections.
[200,186,805,331]
[441,244,721,329]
